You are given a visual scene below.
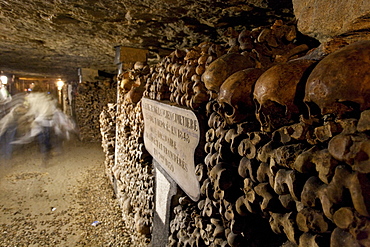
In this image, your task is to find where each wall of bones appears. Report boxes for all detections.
[75,81,117,142]
[99,18,370,246]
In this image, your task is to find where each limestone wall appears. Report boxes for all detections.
[293,0,370,42]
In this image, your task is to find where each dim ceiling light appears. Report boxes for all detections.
[0,75,8,85]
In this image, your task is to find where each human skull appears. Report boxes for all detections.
[201,53,255,92]
[305,40,370,118]
[238,29,254,51]
[125,77,146,104]
[119,71,135,93]
[217,68,263,125]
[253,59,316,132]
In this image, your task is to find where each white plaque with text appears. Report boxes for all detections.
[142,98,200,201]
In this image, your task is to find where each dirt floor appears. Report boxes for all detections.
[0,138,132,246]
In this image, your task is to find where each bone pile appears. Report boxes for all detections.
[99,103,117,184]
[158,25,370,246]
[74,81,117,142]
[111,64,154,246]
[104,19,370,246]
[195,104,370,246]
[143,20,310,112]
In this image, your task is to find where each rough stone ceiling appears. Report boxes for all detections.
[0,0,294,81]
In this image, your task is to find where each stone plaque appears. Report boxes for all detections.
[152,163,178,247]
[142,98,201,201]
[155,166,172,223]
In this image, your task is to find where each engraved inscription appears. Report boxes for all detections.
[142,98,201,201]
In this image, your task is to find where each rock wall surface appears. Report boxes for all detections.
[0,0,294,80]
[293,0,370,42]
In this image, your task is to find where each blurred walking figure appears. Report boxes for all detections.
[29,93,55,160]
[1,92,76,163]
[0,83,12,120]
[0,104,26,160]
[0,83,14,160]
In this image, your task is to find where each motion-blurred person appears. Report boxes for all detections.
[52,107,76,154]
[13,92,57,162]
[10,92,76,163]
[0,84,14,161]
[0,102,27,160]
[0,83,11,117]
[0,83,11,103]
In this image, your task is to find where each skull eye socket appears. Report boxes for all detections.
[223,103,235,117]
[262,101,286,117]
[305,100,361,119]
[257,101,293,132]
[305,101,322,118]
[339,101,361,118]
